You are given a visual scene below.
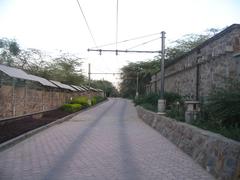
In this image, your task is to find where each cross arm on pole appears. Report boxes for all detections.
[90,72,122,75]
[87,49,161,54]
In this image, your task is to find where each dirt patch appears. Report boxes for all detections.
[0,109,71,144]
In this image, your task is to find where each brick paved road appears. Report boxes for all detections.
[0,98,214,180]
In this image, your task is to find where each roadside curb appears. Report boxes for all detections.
[0,99,108,152]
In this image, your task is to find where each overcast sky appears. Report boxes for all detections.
[0,0,240,87]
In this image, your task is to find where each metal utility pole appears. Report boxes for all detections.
[87,31,167,113]
[88,63,91,88]
[160,31,165,99]
[158,31,166,114]
[135,72,139,98]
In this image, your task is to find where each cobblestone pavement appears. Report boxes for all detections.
[0,98,214,180]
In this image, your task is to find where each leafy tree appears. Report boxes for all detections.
[119,28,222,98]
[90,80,119,97]
[46,53,85,85]
[17,48,51,74]
[120,59,160,98]
[0,38,21,66]
[165,28,221,61]
[0,38,85,85]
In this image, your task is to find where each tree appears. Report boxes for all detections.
[90,80,119,97]
[165,28,221,61]
[120,59,160,98]
[46,53,85,85]
[0,38,21,66]
[119,28,222,98]
[17,48,51,74]
[0,38,86,85]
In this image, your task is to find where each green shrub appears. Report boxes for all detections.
[61,104,82,113]
[164,92,184,110]
[95,96,106,102]
[134,93,159,107]
[91,96,106,105]
[141,103,158,112]
[70,96,90,108]
[192,119,240,141]
[206,79,240,127]
[91,97,97,105]
[192,79,240,141]
[165,105,185,121]
[134,92,184,119]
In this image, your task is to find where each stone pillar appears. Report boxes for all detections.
[184,101,200,123]
[157,99,166,115]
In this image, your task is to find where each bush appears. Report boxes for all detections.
[91,96,106,105]
[165,105,185,121]
[192,79,240,141]
[91,97,97,105]
[192,119,240,141]
[141,103,158,112]
[206,79,240,127]
[164,92,184,110]
[134,93,159,107]
[134,92,184,118]
[70,96,90,108]
[61,104,82,113]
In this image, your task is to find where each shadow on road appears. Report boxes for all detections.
[43,100,116,180]
[117,99,142,180]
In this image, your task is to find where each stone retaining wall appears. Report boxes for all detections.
[136,106,240,180]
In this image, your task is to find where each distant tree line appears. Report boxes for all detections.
[0,38,118,96]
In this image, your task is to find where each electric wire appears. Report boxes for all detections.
[116,0,119,50]
[126,37,161,50]
[90,32,161,49]
[76,0,97,47]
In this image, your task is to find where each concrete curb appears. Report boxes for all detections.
[0,99,108,152]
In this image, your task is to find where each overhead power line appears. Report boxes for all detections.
[126,37,161,50]
[90,32,161,49]
[76,0,97,47]
[90,72,122,75]
[116,0,119,50]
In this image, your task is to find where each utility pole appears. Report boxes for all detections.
[88,63,91,88]
[87,31,166,110]
[135,72,139,99]
[158,31,166,114]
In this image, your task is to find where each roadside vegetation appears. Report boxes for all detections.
[120,27,240,141]
[134,79,240,141]
[61,96,107,113]
[134,92,185,121]
[193,79,240,141]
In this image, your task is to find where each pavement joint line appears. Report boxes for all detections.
[0,99,109,152]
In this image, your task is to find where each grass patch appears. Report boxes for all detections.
[61,104,82,113]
